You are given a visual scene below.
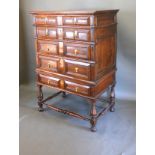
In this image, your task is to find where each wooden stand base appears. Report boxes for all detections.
[37,84,115,132]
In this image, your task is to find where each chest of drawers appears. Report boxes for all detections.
[31,10,119,132]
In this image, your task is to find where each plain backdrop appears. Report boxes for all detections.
[19,0,136,100]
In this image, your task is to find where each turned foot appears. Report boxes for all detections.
[91,126,97,132]
[90,117,97,132]
[109,84,115,112]
[38,106,44,112]
[110,106,115,112]
[62,92,67,98]
[37,85,44,112]
[89,100,97,132]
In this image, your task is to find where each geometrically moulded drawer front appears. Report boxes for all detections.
[38,56,92,80]
[37,69,115,97]
[37,40,93,60]
[65,80,90,95]
[63,28,90,41]
[63,16,90,26]
[34,15,91,26]
[38,56,59,73]
[64,59,91,80]
[37,73,91,96]
[37,40,59,55]
[38,74,60,87]
[35,27,92,41]
[63,43,92,60]
[37,40,94,60]
[36,27,58,39]
[34,16,57,25]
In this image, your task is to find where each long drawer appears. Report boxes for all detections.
[38,56,93,80]
[37,40,93,60]
[37,70,115,98]
[35,27,92,42]
[34,15,92,26]
[37,73,91,96]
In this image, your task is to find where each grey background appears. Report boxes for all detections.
[19,0,136,100]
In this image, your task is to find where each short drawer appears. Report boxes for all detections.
[65,81,90,96]
[38,56,59,72]
[37,40,59,55]
[63,16,90,26]
[34,16,57,25]
[38,74,60,87]
[64,43,91,60]
[63,28,90,41]
[64,59,91,80]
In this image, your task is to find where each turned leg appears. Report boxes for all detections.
[90,100,97,132]
[62,91,67,98]
[109,84,115,112]
[37,85,44,112]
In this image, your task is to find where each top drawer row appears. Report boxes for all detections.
[34,16,93,26]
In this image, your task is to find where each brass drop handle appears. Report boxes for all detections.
[75,87,78,92]
[75,67,79,73]
[74,49,78,55]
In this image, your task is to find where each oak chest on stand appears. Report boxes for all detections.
[31,10,119,132]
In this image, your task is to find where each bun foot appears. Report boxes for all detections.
[38,107,44,112]
[110,106,115,112]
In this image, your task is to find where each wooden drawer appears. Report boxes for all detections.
[39,56,59,72]
[63,16,90,26]
[38,74,60,87]
[37,41,92,60]
[36,27,58,39]
[64,43,91,60]
[34,16,57,25]
[65,81,90,96]
[37,72,91,96]
[63,28,90,41]
[38,57,92,80]
[64,59,91,80]
[37,40,59,55]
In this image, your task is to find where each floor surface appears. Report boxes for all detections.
[19,84,136,155]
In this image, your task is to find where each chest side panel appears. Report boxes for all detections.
[94,25,117,80]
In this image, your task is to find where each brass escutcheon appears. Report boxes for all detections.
[75,87,78,92]
[74,49,78,55]
[59,58,64,68]
[45,28,48,36]
[48,63,51,68]
[75,67,79,72]
[48,80,50,85]
[60,80,65,89]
